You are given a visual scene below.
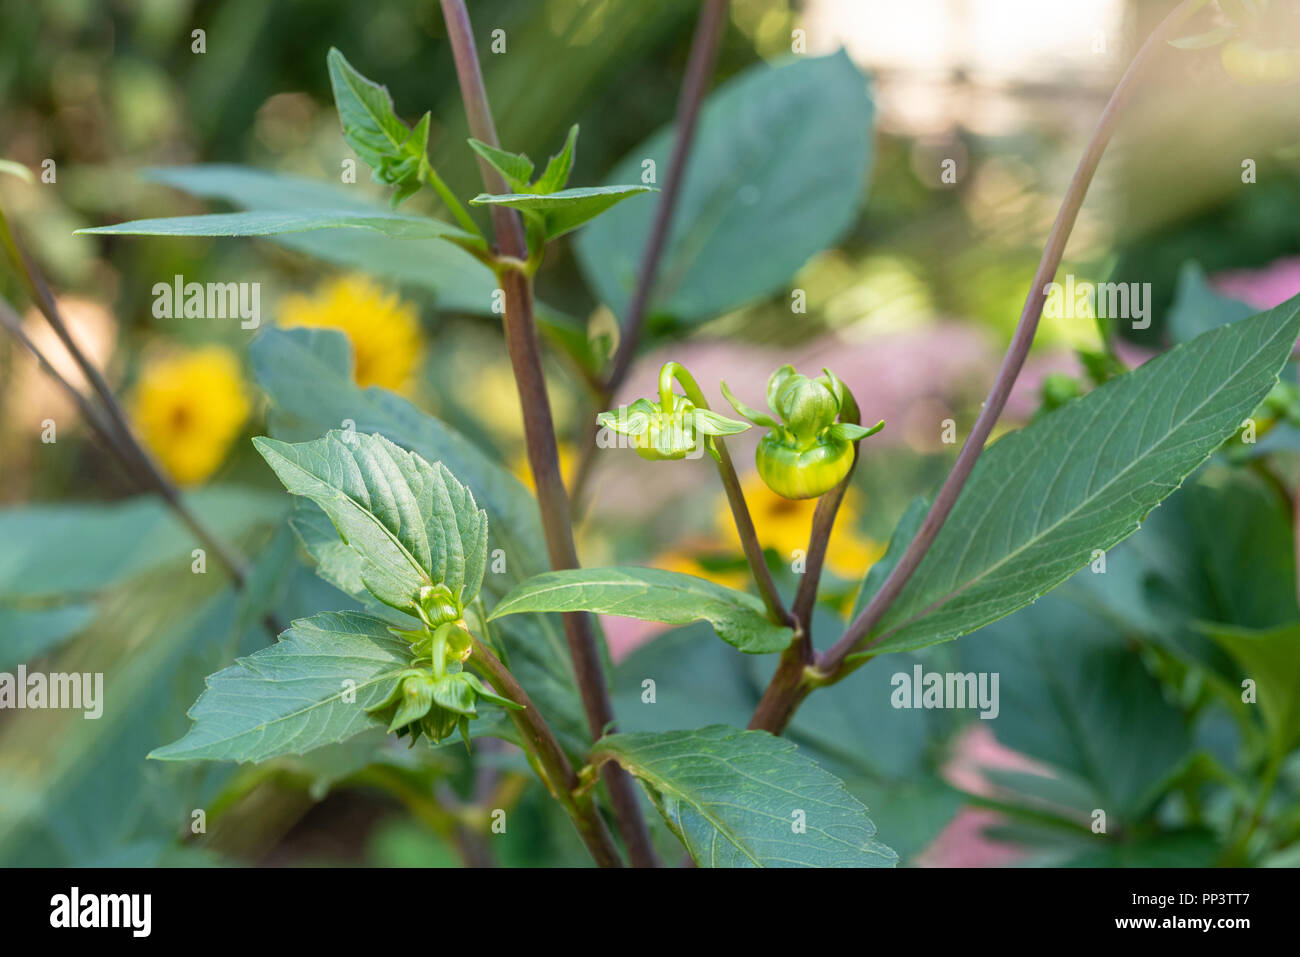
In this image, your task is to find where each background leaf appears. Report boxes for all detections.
[78,208,469,241]
[1204,621,1300,755]
[144,165,497,314]
[592,725,897,867]
[0,528,302,865]
[1167,260,1255,344]
[959,594,1193,822]
[574,51,873,326]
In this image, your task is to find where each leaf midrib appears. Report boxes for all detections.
[873,314,1293,649]
[263,443,435,598]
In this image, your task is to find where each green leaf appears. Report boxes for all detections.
[250,328,590,752]
[470,185,653,240]
[467,139,534,192]
[0,604,95,671]
[575,51,873,326]
[533,124,579,194]
[828,420,884,442]
[691,409,750,437]
[0,529,299,864]
[1186,469,1299,629]
[150,611,412,763]
[591,726,897,867]
[1203,621,1300,755]
[143,165,497,314]
[327,47,429,205]
[250,329,544,584]
[1167,261,1255,344]
[857,297,1300,657]
[960,594,1192,820]
[0,485,285,601]
[1063,830,1221,868]
[489,566,794,654]
[77,208,471,241]
[0,159,33,183]
[254,431,488,617]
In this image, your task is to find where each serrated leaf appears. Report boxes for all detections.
[575,51,873,326]
[470,185,653,240]
[250,328,588,751]
[77,208,470,241]
[467,139,534,192]
[150,611,411,763]
[489,566,793,654]
[856,296,1300,657]
[143,165,497,313]
[254,431,488,617]
[328,47,429,203]
[591,726,897,867]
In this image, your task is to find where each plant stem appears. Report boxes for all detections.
[0,292,291,637]
[603,0,729,394]
[469,638,624,868]
[663,362,793,626]
[438,0,658,868]
[790,389,862,639]
[0,228,268,594]
[823,0,1207,669]
[420,165,481,237]
[749,394,867,732]
[748,0,1211,732]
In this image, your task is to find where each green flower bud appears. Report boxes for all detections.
[418,583,462,627]
[724,366,883,500]
[773,373,839,439]
[420,705,462,745]
[756,431,856,500]
[367,630,522,749]
[366,669,437,735]
[597,386,749,463]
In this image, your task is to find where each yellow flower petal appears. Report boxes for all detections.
[129,345,250,485]
[279,274,423,393]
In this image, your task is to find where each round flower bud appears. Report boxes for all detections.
[756,432,856,500]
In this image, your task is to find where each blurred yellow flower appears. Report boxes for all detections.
[511,443,578,495]
[129,345,250,485]
[279,275,423,392]
[654,473,885,589]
